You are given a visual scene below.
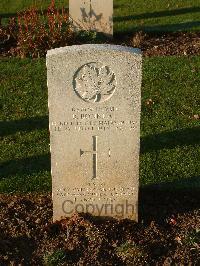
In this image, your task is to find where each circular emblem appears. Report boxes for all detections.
[74,62,116,103]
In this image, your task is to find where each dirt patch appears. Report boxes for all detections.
[1,30,200,58]
[129,31,200,57]
[0,190,199,265]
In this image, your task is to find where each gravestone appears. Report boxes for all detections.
[47,44,142,222]
[69,0,113,36]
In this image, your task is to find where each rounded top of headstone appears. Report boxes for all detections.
[47,44,142,57]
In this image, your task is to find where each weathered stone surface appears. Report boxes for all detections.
[69,0,113,36]
[47,44,142,222]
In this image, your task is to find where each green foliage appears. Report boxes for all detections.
[116,241,138,253]
[184,228,200,248]
[116,241,143,262]
[17,2,73,58]
[43,250,67,266]
[1,1,74,58]
[75,30,97,43]
[75,30,107,44]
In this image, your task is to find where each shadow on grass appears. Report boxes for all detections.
[139,176,200,224]
[0,12,17,19]
[115,21,200,35]
[114,7,200,22]
[141,126,200,153]
[113,4,127,9]
[0,154,50,180]
[0,116,48,137]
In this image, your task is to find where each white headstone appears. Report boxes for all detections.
[69,0,113,36]
[47,44,142,222]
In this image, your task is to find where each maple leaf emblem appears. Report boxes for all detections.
[74,63,116,103]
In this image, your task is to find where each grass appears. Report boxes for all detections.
[0,58,50,192]
[0,0,68,15]
[0,0,200,33]
[184,228,200,248]
[114,0,200,33]
[141,56,200,188]
[0,56,200,193]
[43,250,67,266]
[116,241,143,262]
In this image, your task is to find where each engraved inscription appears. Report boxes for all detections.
[56,185,136,203]
[74,62,116,103]
[52,120,135,132]
[51,106,136,132]
[80,136,111,179]
[80,136,98,179]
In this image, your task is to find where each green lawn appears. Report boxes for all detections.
[0,0,200,33]
[0,56,200,193]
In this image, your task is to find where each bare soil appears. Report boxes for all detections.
[0,189,199,265]
[128,31,200,57]
[0,31,200,57]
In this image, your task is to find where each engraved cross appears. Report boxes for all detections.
[80,136,111,179]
